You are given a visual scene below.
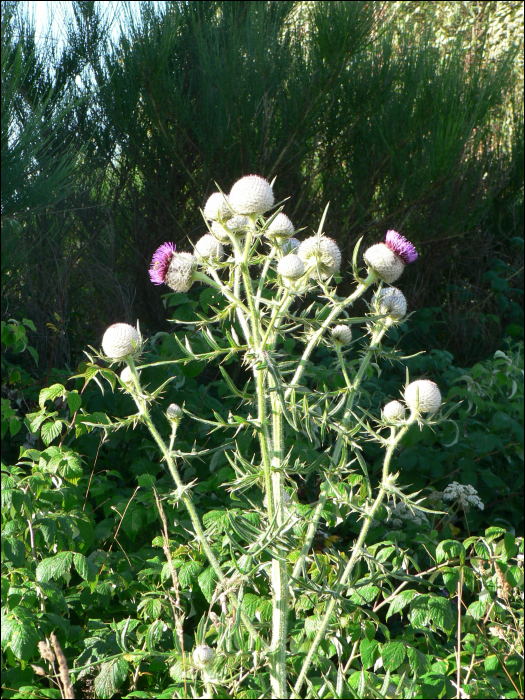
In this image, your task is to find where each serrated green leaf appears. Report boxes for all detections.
[360,638,380,670]
[2,537,26,567]
[178,560,203,589]
[7,617,39,661]
[382,641,406,671]
[39,384,65,409]
[66,392,82,413]
[409,594,430,627]
[407,645,429,675]
[198,567,219,603]
[137,598,162,620]
[73,553,97,583]
[428,596,454,633]
[36,552,73,582]
[41,420,63,446]
[436,540,466,565]
[386,590,420,619]
[94,658,129,699]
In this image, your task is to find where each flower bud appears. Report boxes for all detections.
[120,366,139,386]
[297,236,341,280]
[277,254,304,280]
[229,175,274,215]
[331,325,352,345]
[265,213,295,240]
[363,243,405,284]
[166,404,183,421]
[382,400,406,421]
[193,644,214,667]
[377,287,407,319]
[165,252,197,293]
[102,323,140,359]
[211,215,249,242]
[195,234,224,262]
[203,192,232,221]
[404,380,442,414]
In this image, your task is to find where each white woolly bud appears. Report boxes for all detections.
[404,380,442,414]
[166,404,183,421]
[297,236,342,280]
[363,243,405,284]
[165,253,197,293]
[383,400,406,422]
[331,325,352,345]
[203,192,232,221]
[120,366,138,386]
[277,254,304,280]
[281,237,300,254]
[195,234,224,262]
[229,175,274,215]
[193,644,214,667]
[102,323,140,359]
[266,213,295,240]
[377,287,407,319]
[211,216,249,243]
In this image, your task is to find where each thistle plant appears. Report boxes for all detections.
[96,174,452,698]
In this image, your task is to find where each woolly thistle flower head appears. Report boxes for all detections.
[102,323,141,359]
[164,252,197,293]
[211,215,249,242]
[149,242,176,285]
[382,400,406,422]
[363,231,417,284]
[203,192,232,221]
[229,175,274,215]
[265,213,295,241]
[193,645,214,667]
[376,287,407,320]
[404,379,442,415]
[331,325,352,345]
[166,403,183,421]
[297,236,342,280]
[277,254,304,280]
[194,234,224,262]
[281,237,300,254]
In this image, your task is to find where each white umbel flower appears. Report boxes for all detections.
[377,287,407,319]
[443,482,484,510]
[363,244,405,284]
[331,325,352,345]
[404,380,442,414]
[229,175,274,215]
[195,234,224,262]
[383,400,406,421]
[203,192,232,221]
[297,236,342,280]
[266,213,295,240]
[165,253,197,293]
[277,254,304,280]
[102,323,140,359]
[166,404,183,421]
[211,215,249,242]
[281,237,300,254]
[193,645,214,667]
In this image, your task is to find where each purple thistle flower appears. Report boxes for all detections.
[385,230,418,264]
[149,242,176,285]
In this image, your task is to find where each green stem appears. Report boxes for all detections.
[126,358,264,648]
[291,416,415,698]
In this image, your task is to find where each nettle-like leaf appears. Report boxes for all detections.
[198,566,219,603]
[94,657,129,699]
[137,597,163,621]
[41,420,63,446]
[3,614,40,661]
[386,590,421,620]
[360,638,380,670]
[381,640,406,671]
[36,551,74,583]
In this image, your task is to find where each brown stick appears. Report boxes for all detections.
[50,631,75,699]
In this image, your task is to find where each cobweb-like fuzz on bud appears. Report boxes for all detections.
[166,404,183,421]
[165,253,197,293]
[331,325,352,345]
[120,366,138,386]
[383,400,406,422]
[193,644,214,667]
[203,192,232,221]
[404,380,442,415]
[298,236,342,280]
[211,216,249,242]
[195,234,224,262]
[364,231,417,284]
[229,175,274,215]
[377,287,407,319]
[265,213,295,240]
[149,242,176,285]
[277,254,304,280]
[102,323,140,359]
